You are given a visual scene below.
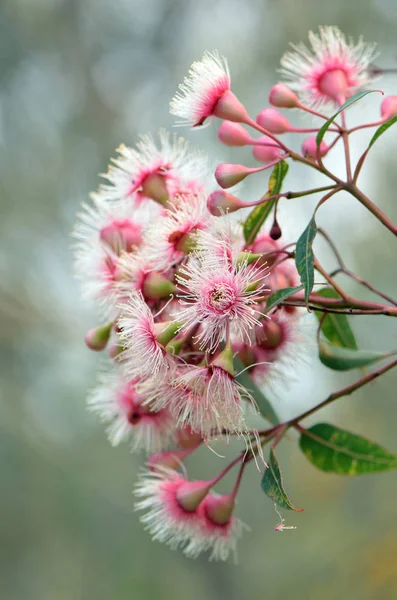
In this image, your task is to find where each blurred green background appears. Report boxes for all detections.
[1,0,397,598]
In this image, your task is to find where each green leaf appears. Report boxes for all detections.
[265,285,303,312]
[314,288,357,349]
[243,160,289,243]
[299,423,397,475]
[316,90,381,145]
[295,216,317,305]
[261,449,304,510]
[234,358,279,424]
[368,115,397,147]
[319,339,395,371]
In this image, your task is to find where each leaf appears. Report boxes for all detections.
[265,285,303,312]
[243,160,289,243]
[369,115,397,147]
[316,90,381,145]
[234,358,279,424]
[295,216,317,305]
[261,449,304,511]
[299,423,397,475]
[319,339,395,371]
[314,288,357,349]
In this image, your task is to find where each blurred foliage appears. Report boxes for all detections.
[1,0,397,598]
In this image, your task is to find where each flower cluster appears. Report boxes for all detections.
[73,26,394,561]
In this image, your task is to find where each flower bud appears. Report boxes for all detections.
[213,90,249,123]
[175,425,202,449]
[100,220,142,253]
[148,449,191,472]
[108,341,124,359]
[84,322,113,351]
[142,271,175,300]
[218,121,251,146]
[269,83,300,108]
[256,108,291,133]
[204,493,234,525]
[211,343,234,377]
[176,480,211,512]
[141,173,169,205]
[207,190,246,215]
[215,163,252,189]
[302,136,328,159]
[381,96,397,120]
[252,136,282,164]
[154,321,183,347]
[269,217,282,240]
[257,319,284,349]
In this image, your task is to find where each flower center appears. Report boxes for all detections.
[207,283,236,314]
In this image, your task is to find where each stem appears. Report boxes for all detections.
[331,268,397,307]
[281,290,397,316]
[340,110,353,183]
[314,258,349,300]
[345,183,397,235]
[287,358,397,425]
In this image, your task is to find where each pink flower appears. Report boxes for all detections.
[170,51,248,127]
[118,292,177,380]
[100,130,209,205]
[279,26,378,107]
[145,193,211,271]
[176,245,268,353]
[87,371,175,452]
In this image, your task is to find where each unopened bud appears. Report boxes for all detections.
[154,321,183,347]
[258,319,284,349]
[148,449,191,472]
[203,493,234,525]
[84,322,113,351]
[218,121,251,146]
[269,83,300,109]
[211,343,234,377]
[381,96,397,120]
[213,90,249,123]
[207,190,246,215]
[252,136,282,164]
[215,163,252,189]
[141,173,169,205]
[175,425,202,449]
[100,219,142,253]
[108,341,124,359]
[256,108,291,133]
[269,217,282,240]
[143,271,175,300]
[176,480,211,512]
[302,136,328,159]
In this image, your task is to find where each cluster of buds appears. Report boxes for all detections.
[73,26,394,560]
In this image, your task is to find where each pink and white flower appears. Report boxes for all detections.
[175,246,268,353]
[279,26,378,107]
[145,193,211,271]
[118,292,177,380]
[87,371,175,452]
[100,130,209,205]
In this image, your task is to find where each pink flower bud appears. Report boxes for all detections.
[148,449,191,471]
[84,322,113,351]
[269,83,299,108]
[204,493,234,525]
[301,136,328,159]
[141,172,169,205]
[100,219,142,253]
[175,425,202,449]
[218,121,251,146]
[256,108,291,133]
[176,480,211,512]
[252,136,282,164]
[381,96,397,120]
[318,69,348,103]
[258,319,284,349]
[207,190,246,215]
[213,90,249,123]
[108,341,124,359]
[215,163,252,189]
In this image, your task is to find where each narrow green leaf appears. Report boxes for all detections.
[268,160,289,195]
[261,449,304,510]
[234,358,279,424]
[314,288,357,349]
[319,339,395,371]
[369,115,397,147]
[295,216,317,305]
[265,285,303,312]
[316,90,381,145]
[300,423,397,475]
[243,160,289,243]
